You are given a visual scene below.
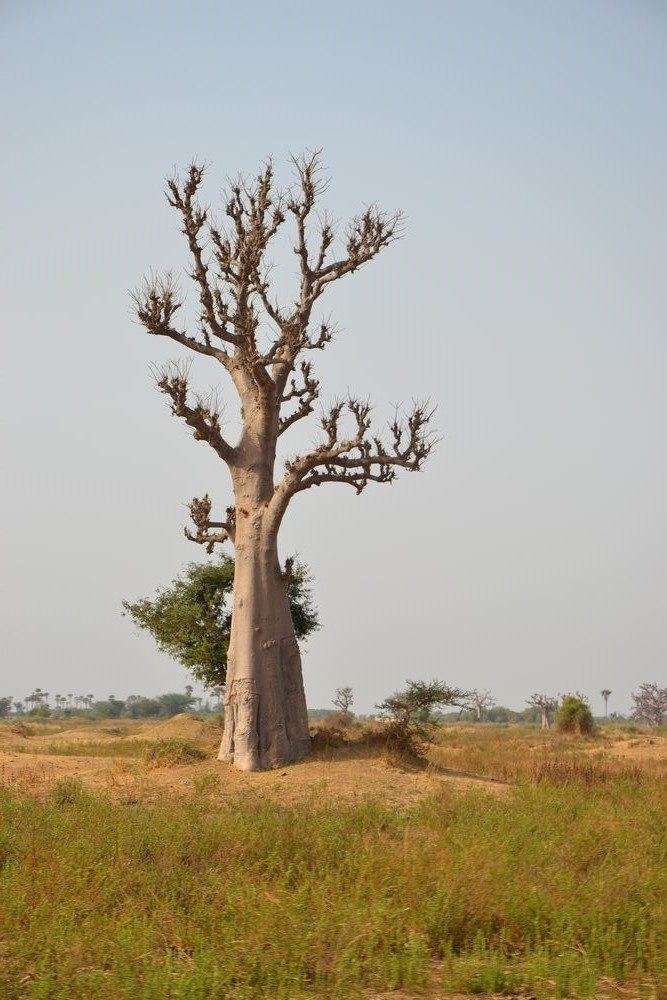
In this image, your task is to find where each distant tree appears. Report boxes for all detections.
[0,697,12,719]
[155,692,196,718]
[377,679,463,758]
[93,696,125,719]
[465,689,496,722]
[333,686,354,716]
[600,688,612,718]
[527,693,559,730]
[123,555,319,691]
[631,683,666,727]
[482,705,524,724]
[13,701,25,715]
[555,693,595,736]
[26,688,48,712]
[124,695,162,719]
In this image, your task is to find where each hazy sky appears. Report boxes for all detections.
[1,1,665,715]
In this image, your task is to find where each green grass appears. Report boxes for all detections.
[12,738,211,763]
[13,739,151,758]
[429,725,667,783]
[0,776,664,998]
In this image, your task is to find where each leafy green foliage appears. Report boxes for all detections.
[124,693,196,718]
[0,697,12,719]
[377,679,464,759]
[123,555,319,690]
[91,696,125,719]
[556,693,596,736]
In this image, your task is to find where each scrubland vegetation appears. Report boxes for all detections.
[0,718,665,998]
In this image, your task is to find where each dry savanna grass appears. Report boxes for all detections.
[0,717,665,999]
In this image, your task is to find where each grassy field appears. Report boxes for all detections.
[0,719,665,999]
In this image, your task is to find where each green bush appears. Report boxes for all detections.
[48,777,86,806]
[377,679,464,762]
[556,693,595,736]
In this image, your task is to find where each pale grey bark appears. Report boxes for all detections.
[218,494,309,770]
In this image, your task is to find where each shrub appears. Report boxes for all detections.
[556,694,595,736]
[48,777,86,805]
[377,679,463,762]
[9,722,33,738]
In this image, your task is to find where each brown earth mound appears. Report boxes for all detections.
[138,713,223,744]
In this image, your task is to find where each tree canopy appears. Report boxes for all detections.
[123,556,319,690]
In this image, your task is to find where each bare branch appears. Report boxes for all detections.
[311,205,403,293]
[286,150,326,283]
[132,273,230,364]
[267,398,435,532]
[208,161,285,356]
[278,361,320,435]
[154,360,235,463]
[290,397,435,486]
[184,494,236,553]
[166,162,241,348]
[253,155,401,393]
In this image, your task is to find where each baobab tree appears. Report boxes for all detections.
[333,686,354,717]
[527,693,558,730]
[631,682,666,727]
[465,688,495,721]
[600,688,611,718]
[133,153,434,770]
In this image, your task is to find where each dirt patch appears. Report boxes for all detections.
[2,721,661,808]
[135,713,223,743]
[602,734,667,761]
[0,739,504,807]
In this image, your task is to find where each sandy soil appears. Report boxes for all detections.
[1,717,663,806]
[0,715,509,805]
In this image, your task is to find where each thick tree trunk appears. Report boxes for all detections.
[541,709,550,730]
[218,509,310,771]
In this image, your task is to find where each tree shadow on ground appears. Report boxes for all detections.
[308,726,508,785]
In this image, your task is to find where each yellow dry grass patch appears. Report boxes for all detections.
[0,718,663,807]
